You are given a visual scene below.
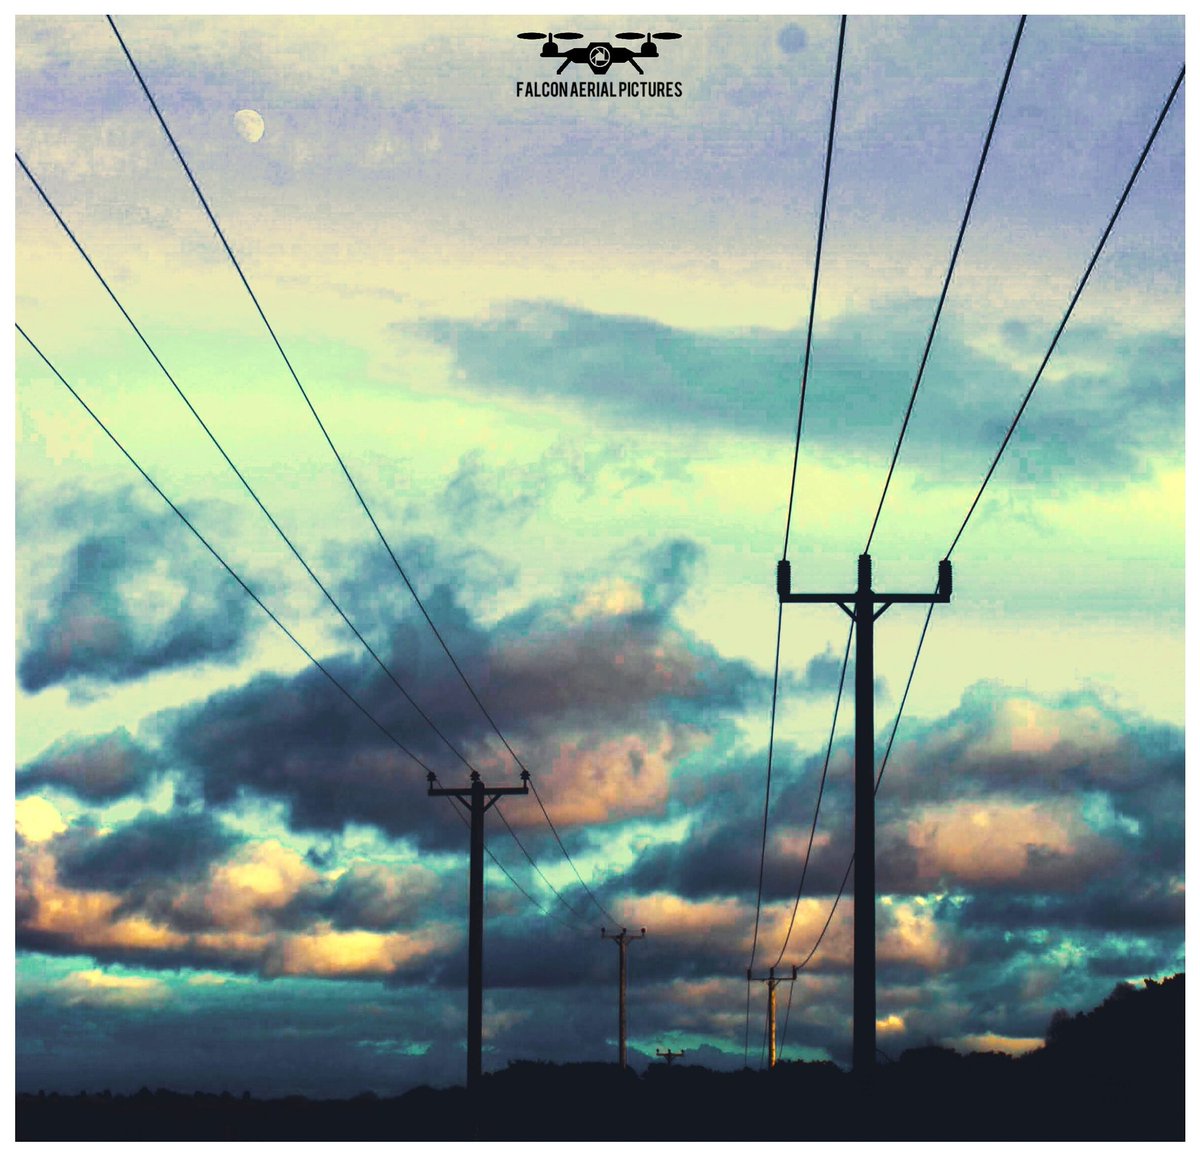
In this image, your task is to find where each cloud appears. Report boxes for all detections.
[320,863,441,931]
[17,820,461,982]
[269,926,448,979]
[899,798,1116,889]
[55,811,237,896]
[58,969,169,1008]
[18,505,256,693]
[18,728,161,802]
[157,537,759,843]
[406,301,1182,486]
[620,681,1182,981]
[15,797,68,844]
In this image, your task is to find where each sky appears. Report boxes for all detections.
[11,11,1187,1099]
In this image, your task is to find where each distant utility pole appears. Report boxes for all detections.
[748,965,798,1069]
[655,1048,686,1066]
[601,926,646,1068]
[777,553,951,1077]
[428,770,528,1099]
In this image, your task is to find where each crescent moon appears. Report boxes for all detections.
[234,108,265,144]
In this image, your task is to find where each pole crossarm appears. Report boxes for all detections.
[777,557,952,610]
[775,553,952,1079]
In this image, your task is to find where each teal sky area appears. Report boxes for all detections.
[13,12,1186,1097]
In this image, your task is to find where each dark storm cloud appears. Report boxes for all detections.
[159,537,761,845]
[17,728,161,802]
[18,504,255,693]
[54,811,236,894]
[406,301,1182,481]
[279,862,442,933]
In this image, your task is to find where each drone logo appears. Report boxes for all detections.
[518,30,681,75]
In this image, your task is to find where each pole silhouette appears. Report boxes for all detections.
[749,965,798,1068]
[778,553,950,1075]
[601,926,646,1068]
[427,770,528,1099]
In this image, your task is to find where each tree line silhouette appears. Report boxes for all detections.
[16,974,1183,1140]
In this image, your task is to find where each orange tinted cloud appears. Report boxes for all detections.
[274,924,454,978]
[59,969,168,1007]
[878,899,952,970]
[18,843,187,954]
[204,840,319,930]
[952,1032,1043,1056]
[905,799,1094,885]
[527,727,686,826]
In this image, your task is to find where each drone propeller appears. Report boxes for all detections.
[616,31,682,41]
[554,32,583,40]
[652,32,682,40]
[615,32,646,40]
[517,32,548,39]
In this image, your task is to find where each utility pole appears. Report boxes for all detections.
[655,1048,685,1066]
[748,965,797,1068]
[427,769,528,1100]
[777,553,950,1076]
[601,926,646,1068]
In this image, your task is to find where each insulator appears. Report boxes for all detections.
[939,558,952,599]
[776,559,791,599]
[858,553,872,590]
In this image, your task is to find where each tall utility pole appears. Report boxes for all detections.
[655,1048,686,1066]
[428,770,528,1099]
[601,926,646,1068]
[748,965,798,1068]
[777,553,950,1076]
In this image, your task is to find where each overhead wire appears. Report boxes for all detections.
[106,12,617,931]
[770,620,853,970]
[769,8,1027,993]
[16,324,436,778]
[781,14,847,565]
[19,319,583,928]
[494,803,592,930]
[15,150,480,782]
[747,11,847,995]
[745,14,847,1065]
[775,55,1185,1018]
[863,14,1026,553]
[946,61,1185,560]
[17,149,598,931]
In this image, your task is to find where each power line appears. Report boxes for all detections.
[779,601,933,1014]
[493,802,592,930]
[863,15,1026,553]
[771,621,853,970]
[781,14,847,562]
[15,149,480,782]
[440,787,583,932]
[107,13,619,929]
[772,56,1184,995]
[21,144,598,932]
[946,61,1184,560]
[19,320,575,928]
[747,9,847,989]
[16,323,435,777]
[106,12,518,773]
[527,775,620,928]
[746,603,785,978]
